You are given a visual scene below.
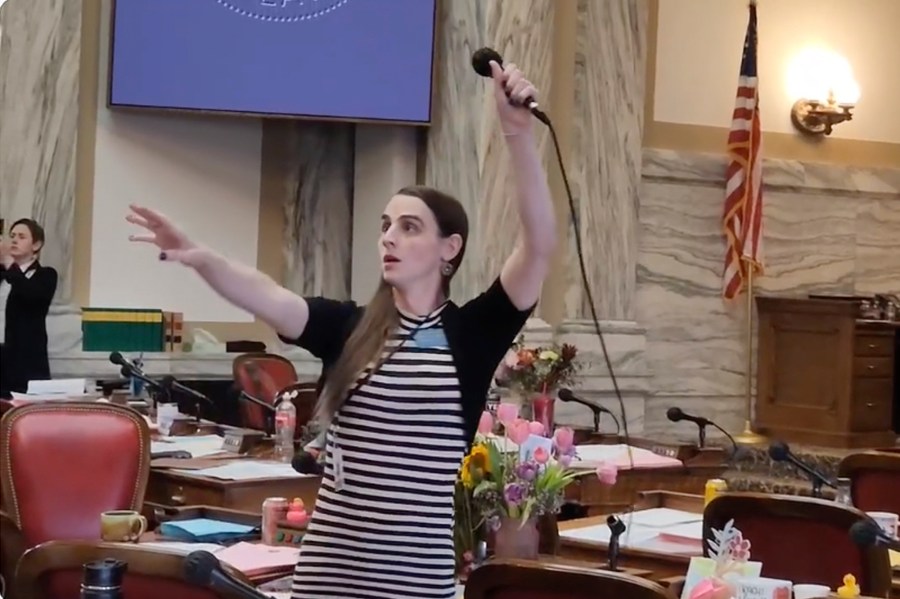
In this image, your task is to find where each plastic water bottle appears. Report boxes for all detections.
[274,398,296,463]
[835,477,853,506]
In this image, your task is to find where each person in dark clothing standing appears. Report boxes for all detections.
[0,218,58,397]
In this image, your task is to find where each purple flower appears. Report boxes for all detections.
[516,462,538,482]
[559,453,572,468]
[504,482,526,506]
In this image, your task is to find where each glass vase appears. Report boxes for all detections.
[531,393,555,433]
[493,515,539,560]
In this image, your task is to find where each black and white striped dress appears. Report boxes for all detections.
[291,304,464,599]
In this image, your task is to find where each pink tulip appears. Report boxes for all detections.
[528,420,545,436]
[553,427,575,453]
[595,461,618,485]
[534,446,549,464]
[507,418,531,445]
[477,411,494,435]
[496,403,519,425]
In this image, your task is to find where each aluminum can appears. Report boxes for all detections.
[262,497,289,545]
[704,478,728,507]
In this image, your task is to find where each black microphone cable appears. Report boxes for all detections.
[471,47,633,469]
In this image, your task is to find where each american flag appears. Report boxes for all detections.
[722,1,764,300]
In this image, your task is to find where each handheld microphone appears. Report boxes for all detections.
[558,388,621,434]
[183,550,270,599]
[471,47,551,126]
[292,450,324,476]
[768,440,836,498]
[849,519,900,552]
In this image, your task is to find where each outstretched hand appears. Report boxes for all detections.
[489,60,538,136]
[126,204,205,267]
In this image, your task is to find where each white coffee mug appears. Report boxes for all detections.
[793,584,831,599]
[867,511,899,539]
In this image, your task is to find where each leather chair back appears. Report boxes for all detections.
[0,402,151,547]
[232,353,298,432]
[464,559,675,599]
[838,451,900,514]
[704,492,892,596]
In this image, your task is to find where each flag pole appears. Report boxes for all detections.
[734,263,766,445]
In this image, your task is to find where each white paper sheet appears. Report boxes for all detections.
[151,435,227,458]
[132,541,224,555]
[559,508,704,553]
[176,460,313,480]
[27,378,88,394]
[625,507,703,528]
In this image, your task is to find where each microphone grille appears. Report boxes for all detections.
[183,551,220,586]
[471,47,502,77]
[109,351,124,366]
[767,441,790,461]
[666,407,683,422]
[849,520,880,547]
[557,388,574,401]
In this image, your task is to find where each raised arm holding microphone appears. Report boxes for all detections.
[127,57,555,599]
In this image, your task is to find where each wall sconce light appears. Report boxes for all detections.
[787,48,860,137]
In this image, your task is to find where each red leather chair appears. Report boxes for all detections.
[15,540,253,599]
[232,353,298,432]
[464,559,675,599]
[704,493,892,596]
[0,402,151,597]
[838,451,900,514]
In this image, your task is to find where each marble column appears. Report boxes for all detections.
[423,0,556,303]
[264,120,354,300]
[564,0,648,322]
[555,0,651,434]
[0,0,81,302]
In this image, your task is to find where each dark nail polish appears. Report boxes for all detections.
[159,251,167,261]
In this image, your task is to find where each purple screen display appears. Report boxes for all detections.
[109,0,437,123]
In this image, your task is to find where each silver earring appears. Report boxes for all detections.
[441,262,454,276]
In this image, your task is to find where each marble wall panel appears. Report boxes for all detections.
[564,0,648,322]
[0,0,81,301]
[268,120,354,300]
[637,148,900,436]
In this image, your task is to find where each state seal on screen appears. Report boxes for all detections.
[215,0,349,23]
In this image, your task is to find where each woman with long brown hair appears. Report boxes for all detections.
[127,61,555,599]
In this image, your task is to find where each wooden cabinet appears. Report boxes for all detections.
[756,297,899,448]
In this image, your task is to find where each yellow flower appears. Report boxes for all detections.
[460,444,491,488]
[539,350,559,361]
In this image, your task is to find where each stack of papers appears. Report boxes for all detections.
[12,378,96,405]
[175,460,314,481]
[216,542,300,577]
[560,507,704,555]
[570,444,683,470]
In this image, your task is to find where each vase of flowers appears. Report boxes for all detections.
[494,338,580,432]
[455,403,617,564]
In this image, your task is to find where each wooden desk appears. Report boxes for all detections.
[558,491,703,578]
[565,437,727,515]
[756,297,899,448]
[146,466,320,512]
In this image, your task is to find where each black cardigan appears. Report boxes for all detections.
[0,261,58,396]
[280,277,532,447]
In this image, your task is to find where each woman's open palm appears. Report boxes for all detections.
[127,204,202,266]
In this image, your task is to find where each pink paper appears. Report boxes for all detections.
[215,542,299,576]
[612,449,682,469]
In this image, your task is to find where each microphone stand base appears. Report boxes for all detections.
[733,420,767,445]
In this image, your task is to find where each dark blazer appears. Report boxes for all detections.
[0,260,58,396]
[279,277,533,448]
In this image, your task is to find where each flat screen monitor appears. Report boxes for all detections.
[108,0,438,124]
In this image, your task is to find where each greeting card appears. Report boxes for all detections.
[681,519,762,599]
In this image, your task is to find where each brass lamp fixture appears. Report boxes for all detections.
[791,90,855,136]
[787,48,860,137]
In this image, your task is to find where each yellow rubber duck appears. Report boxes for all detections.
[836,573,860,598]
